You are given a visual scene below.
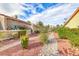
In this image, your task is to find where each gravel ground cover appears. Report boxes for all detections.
[38,33,59,56]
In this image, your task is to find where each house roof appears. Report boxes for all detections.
[64,7,79,26]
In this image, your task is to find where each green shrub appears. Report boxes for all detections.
[71,28,79,35]
[19,30,29,48]
[70,38,79,48]
[20,35,29,48]
[39,33,48,44]
[57,27,70,39]
[18,30,26,38]
[56,27,79,48]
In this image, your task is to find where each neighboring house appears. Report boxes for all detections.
[0,14,32,30]
[64,7,79,28]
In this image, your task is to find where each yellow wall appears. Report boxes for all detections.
[65,11,79,28]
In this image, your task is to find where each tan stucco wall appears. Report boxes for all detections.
[0,14,32,30]
[65,11,79,28]
[4,17,31,30]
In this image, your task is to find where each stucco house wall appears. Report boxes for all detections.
[0,14,31,30]
[65,11,79,28]
[64,7,79,28]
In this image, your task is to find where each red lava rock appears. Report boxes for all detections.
[0,36,43,56]
[54,32,79,56]
[57,39,79,56]
[0,39,19,47]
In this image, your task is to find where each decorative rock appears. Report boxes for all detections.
[38,33,60,56]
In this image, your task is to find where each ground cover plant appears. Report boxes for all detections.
[56,27,79,48]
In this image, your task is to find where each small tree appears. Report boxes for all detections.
[37,21,44,27]
[35,21,44,33]
[26,20,31,25]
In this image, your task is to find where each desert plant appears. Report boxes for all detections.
[18,30,26,38]
[39,33,48,45]
[20,34,29,48]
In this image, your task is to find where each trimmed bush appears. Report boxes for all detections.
[39,33,48,44]
[20,34,29,48]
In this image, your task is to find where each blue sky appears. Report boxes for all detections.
[0,3,79,26]
[19,3,63,19]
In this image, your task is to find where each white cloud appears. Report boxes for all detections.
[0,3,21,16]
[26,3,79,26]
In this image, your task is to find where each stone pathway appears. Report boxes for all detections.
[38,33,59,56]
